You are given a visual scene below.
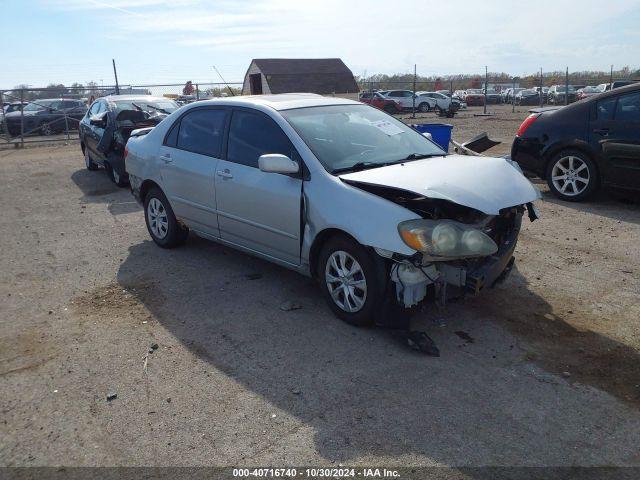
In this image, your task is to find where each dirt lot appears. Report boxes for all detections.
[1,108,640,471]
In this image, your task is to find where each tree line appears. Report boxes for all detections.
[356,66,640,91]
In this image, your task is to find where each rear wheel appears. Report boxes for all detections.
[418,102,430,113]
[546,150,598,201]
[144,187,188,248]
[383,104,397,114]
[110,165,128,187]
[40,122,53,136]
[318,235,385,327]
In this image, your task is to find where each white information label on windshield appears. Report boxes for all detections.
[371,119,404,136]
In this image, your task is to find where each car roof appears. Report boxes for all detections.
[102,95,173,102]
[591,81,639,99]
[29,98,82,102]
[186,93,359,111]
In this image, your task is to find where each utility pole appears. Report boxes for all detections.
[609,64,614,89]
[412,64,416,118]
[539,67,543,107]
[213,66,236,96]
[112,59,120,95]
[483,66,488,114]
[565,66,569,106]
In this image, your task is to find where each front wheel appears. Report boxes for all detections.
[144,187,189,248]
[84,147,98,171]
[546,150,598,201]
[318,235,385,327]
[418,102,430,113]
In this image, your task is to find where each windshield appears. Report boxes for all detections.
[112,99,178,114]
[281,104,445,173]
[556,86,575,92]
[23,100,54,112]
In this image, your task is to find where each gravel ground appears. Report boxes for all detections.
[1,114,639,471]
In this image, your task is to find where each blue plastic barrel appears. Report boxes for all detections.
[412,123,453,152]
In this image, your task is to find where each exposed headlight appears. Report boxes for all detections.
[398,219,498,258]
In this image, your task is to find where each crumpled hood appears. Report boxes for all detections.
[339,155,541,215]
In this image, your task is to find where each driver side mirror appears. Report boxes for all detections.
[258,154,299,174]
[89,115,106,128]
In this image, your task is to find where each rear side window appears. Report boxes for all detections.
[615,92,640,122]
[227,110,296,168]
[596,97,617,121]
[165,121,179,147]
[176,108,226,157]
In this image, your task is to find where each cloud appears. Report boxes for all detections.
[42,0,640,78]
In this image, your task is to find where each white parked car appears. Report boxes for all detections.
[415,91,466,111]
[124,94,540,354]
[382,90,436,112]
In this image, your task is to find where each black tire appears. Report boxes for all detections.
[317,235,385,327]
[383,104,397,114]
[83,146,98,171]
[546,149,599,202]
[40,122,53,136]
[143,187,188,248]
[418,102,430,113]
[109,163,128,188]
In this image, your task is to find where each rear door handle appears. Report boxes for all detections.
[160,153,172,163]
[593,128,610,136]
[217,169,233,179]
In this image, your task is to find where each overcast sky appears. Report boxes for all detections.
[2,0,639,89]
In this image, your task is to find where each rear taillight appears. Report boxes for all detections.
[516,113,540,137]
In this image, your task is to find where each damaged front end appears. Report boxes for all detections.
[358,183,538,309]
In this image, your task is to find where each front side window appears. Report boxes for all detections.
[596,97,617,121]
[23,100,54,112]
[227,110,297,168]
[614,92,640,122]
[176,108,227,157]
[282,104,445,173]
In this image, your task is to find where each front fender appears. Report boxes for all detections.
[302,175,421,266]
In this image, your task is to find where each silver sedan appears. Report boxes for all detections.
[124,94,539,344]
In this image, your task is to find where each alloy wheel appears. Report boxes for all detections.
[551,155,590,196]
[147,198,169,239]
[325,250,367,313]
[41,122,52,136]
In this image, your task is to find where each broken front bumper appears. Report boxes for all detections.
[440,212,522,295]
[390,211,524,308]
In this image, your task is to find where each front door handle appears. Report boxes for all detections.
[160,153,172,163]
[217,169,233,179]
[593,128,610,136]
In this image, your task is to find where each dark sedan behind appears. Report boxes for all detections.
[4,98,87,136]
[512,83,640,201]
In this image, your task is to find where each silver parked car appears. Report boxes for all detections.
[124,94,540,351]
